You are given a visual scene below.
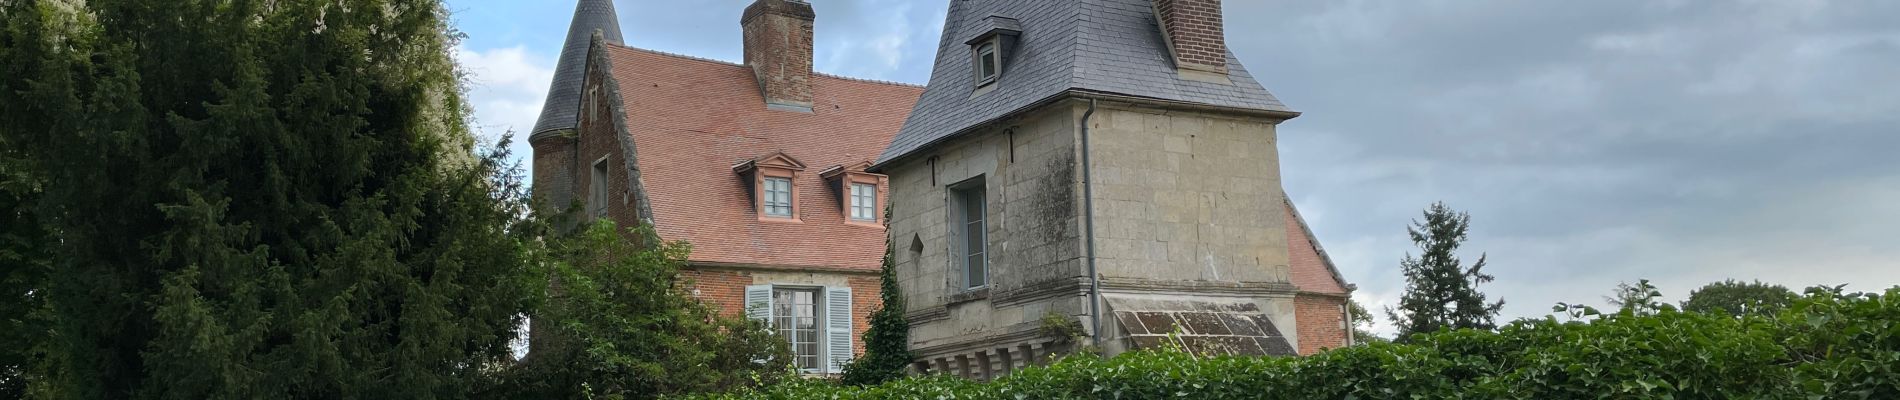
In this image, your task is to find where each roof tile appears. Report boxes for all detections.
[602,45,923,271]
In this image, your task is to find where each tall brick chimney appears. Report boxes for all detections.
[741,0,816,110]
[1153,0,1228,74]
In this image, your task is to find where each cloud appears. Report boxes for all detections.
[455,45,556,162]
[1235,0,1900,336]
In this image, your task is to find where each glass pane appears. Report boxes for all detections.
[965,221,984,256]
[967,254,986,287]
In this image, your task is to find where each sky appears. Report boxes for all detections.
[447,0,1900,337]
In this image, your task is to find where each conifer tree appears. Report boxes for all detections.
[1385,202,1504,341]
[1,0,537,397]
[841,207,911,386]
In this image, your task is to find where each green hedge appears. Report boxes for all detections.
[681,287,1899,399]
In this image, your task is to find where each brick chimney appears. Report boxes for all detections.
[1153,0,1228,74]
[741,0,816,110]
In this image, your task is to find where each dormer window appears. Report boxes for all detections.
[821,162,886,226]
[975,41,999,86]
[964,15,1020,91]
[735,151,807,222]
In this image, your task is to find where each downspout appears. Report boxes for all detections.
[1343,299,1355,346]
[1078,98,1102,349]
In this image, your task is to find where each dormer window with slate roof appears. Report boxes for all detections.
[735,152,807,222]
[964,15,1020,92]
[820,162,886,227]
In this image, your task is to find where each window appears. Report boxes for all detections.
[951,178,987,289]
[763,177,793,217]
[590,157,609,218]
[745,285,853,374]
[774,288,821,371]
[849,183,877,221]
[975,41,998,85]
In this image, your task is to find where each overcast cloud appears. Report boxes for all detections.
[449,0,1900,336]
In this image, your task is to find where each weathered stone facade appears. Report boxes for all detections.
[885,99,1306,377]
[886,103,1088,377]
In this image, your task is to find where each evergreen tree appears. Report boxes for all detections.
[840,207,911,386]
[1682,279,1796,317]
[1385,202,1504,340]
[1,0,538,398]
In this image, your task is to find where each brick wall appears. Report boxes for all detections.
[531,136,576,210]
[1293,294,1348,355]
[1153,0,1228,73]
[846,275,880,356]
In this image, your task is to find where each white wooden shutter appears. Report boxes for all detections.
[744,284,773,323]
[824,286,854,373]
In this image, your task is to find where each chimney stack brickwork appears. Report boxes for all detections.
[1154,0,1228,73]
[741,0,817,108]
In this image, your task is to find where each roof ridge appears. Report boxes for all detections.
[608,43,746,68]
[607,43,925,89]
[814,71,926,89]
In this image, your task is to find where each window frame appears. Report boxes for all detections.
[762,176,794,218]
[949,176,988,290]
[974,40,999,87]
[771,286,824,373]
[848,182,877,222]
[590,156,610,219]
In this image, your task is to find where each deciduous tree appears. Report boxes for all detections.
[1682,279,1796,317]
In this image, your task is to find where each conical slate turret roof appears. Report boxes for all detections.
[874,0,1295,167]
[530,0,624,137]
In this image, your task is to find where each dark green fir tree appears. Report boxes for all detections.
[1,0,538,397]
[1385,202,1505,341]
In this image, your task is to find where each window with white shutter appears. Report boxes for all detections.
[747,284,852,374]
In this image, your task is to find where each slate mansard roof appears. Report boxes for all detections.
[875,0,1297,167]
[595,44,924,271]
[531,0,624,137]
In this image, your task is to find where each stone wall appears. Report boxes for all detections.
[885,102,1088,360]
[1082,105,1291,286]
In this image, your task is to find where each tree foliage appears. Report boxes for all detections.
[1682,279,1796,317]
[1385,202,1504,340]
[1605,279,1672,315]
[1,0,541,397]
[482,221,790,400]
[839,208,912,386]
[1346,299,1386,344]
[684,287,1900,399]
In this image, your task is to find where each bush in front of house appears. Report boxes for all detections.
[678,286,1900,399]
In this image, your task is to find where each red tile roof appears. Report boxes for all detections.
[602,45,923,271]
[1286,200,1350,295]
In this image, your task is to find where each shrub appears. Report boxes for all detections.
[678,287,1900,399]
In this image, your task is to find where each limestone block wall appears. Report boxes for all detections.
[885,103,1089,360]
[1081,105,1291,286]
